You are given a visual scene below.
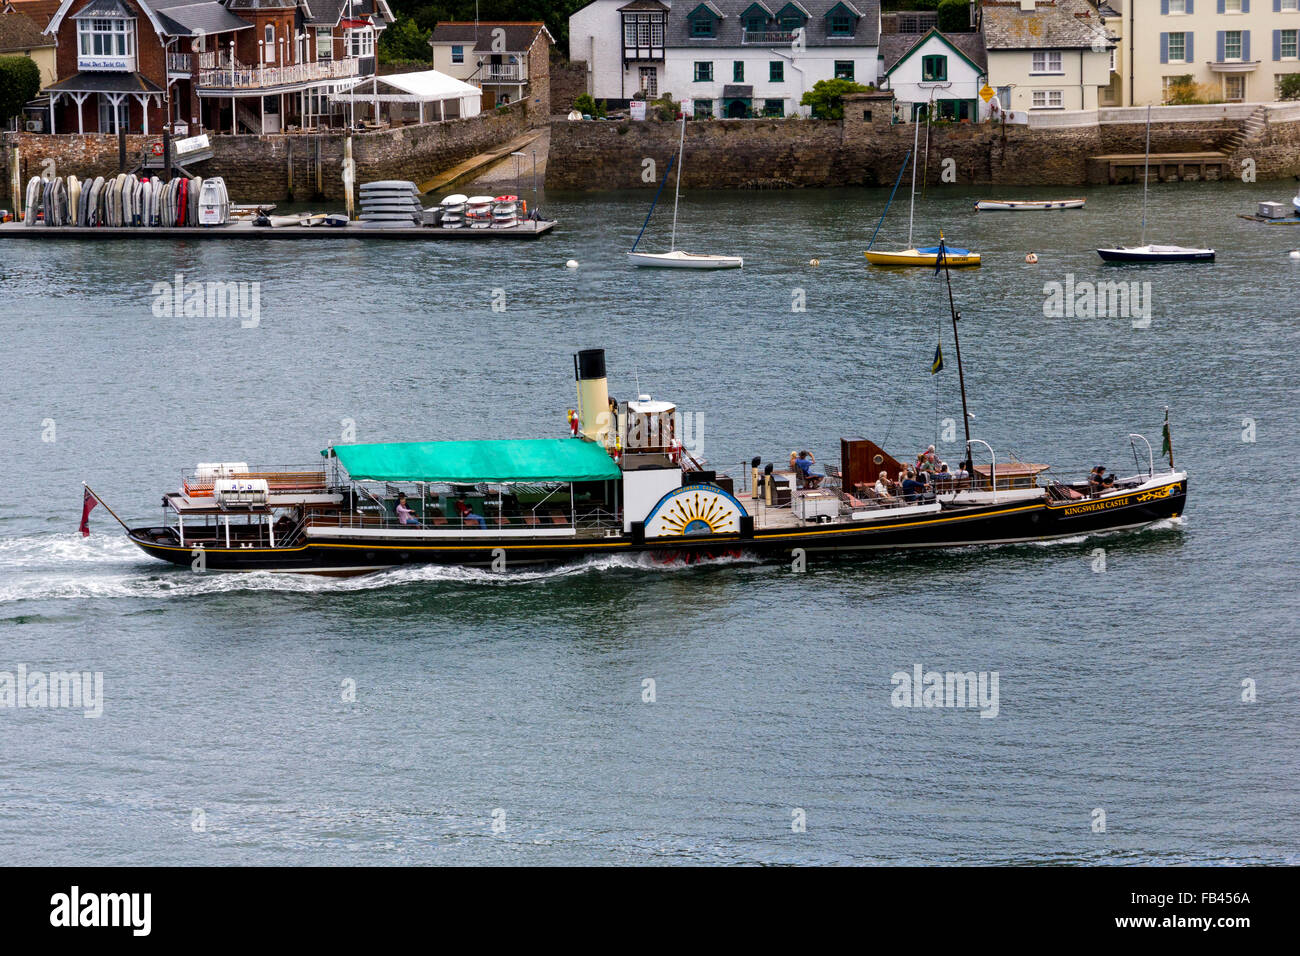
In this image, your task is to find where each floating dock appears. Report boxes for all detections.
[0,219,555,240]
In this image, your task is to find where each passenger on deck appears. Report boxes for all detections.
[901,471,926,502]
[1088,466,1106,495]
[874,472,895,501]
[932,463,954,489]
[454,498,487,529]
[395,494,419,527]
[794,451,824,488]
[916,445,939,473]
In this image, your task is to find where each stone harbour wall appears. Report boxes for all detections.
[546,96,1300,190]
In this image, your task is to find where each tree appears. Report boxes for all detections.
[1279,73,1300,100]
[937,0,970,32]
[378,14,433,64]
[800,78,870,119]
[0,56,40,128]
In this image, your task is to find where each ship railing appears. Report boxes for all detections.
[1041,467,1179,501]
[181,464,328,498]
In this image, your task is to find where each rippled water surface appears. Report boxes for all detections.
[0,177,1297,864]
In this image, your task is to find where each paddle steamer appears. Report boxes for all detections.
[100,343,1187,575]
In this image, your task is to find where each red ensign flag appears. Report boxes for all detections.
[79,487,98,537]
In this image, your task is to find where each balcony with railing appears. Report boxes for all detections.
[197,56,359,92]
[474,63,526,84]
[167,50,227,74]
[741,29,797,45]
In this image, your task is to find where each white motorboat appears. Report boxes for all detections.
[628,114,742,269]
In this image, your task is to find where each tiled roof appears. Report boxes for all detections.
[668,0,881,48]
[7,0,62,33]
[980,0,1112,51]
[429,20,552,52]
[880,28,986,72]
[0,6,54,49]
[151,1,252,35]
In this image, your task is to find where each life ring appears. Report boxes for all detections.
[567,409,579,437]
[151,142,164,157]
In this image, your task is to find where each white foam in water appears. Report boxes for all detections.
[0,532,762,602]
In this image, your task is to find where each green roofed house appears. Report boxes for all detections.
[879,25,987,122]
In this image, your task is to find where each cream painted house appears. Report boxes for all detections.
[979,0,1114,112]
[1104,0,1300,105]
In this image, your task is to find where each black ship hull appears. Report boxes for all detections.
[126,477,1187,575]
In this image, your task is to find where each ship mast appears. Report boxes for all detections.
[938,241,973,470]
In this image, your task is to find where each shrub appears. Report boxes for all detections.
[0,56,40,128]
[800,78,871,119]
[1279,73,1300,100]
[573,93,606,118]
[650,93,678,121]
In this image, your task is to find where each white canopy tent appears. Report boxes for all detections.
[332,70,482,126]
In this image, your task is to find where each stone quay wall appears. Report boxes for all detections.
[1,100,535,206]
[546,96,1300,189]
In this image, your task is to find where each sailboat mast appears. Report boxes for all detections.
[670,113,685,252]
[907,115,919,249]
[940,246,974,467]
[1141,104,1151,247]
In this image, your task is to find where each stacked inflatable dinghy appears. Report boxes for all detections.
[21,174,229,227]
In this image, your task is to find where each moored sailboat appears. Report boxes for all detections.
[628,114,742,269]
[865,117,980,267]
[1097,106,1214,263]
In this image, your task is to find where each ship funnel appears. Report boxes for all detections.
[574,348,612,443]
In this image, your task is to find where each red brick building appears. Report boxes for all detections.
[38,0,391,134]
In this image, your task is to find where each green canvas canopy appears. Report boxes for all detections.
[326,439,622,484]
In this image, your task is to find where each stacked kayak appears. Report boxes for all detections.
[359,180,422,228]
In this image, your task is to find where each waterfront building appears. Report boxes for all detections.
[36,0,391,135]
[569,0,882,118]
[878,24,988,121]
[1104,0,1300,105]
[428,20,553,112]
[979,0,1114,112]
[1,1,57,86]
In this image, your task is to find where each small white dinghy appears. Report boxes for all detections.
[628,114,742,270]
[975,198,1085,211]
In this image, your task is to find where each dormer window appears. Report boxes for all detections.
[824,2,859,38]
[776,2,807,32]
[740,2,773,34]
[688,5,721,38]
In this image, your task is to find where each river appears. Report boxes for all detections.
[0,176,1296,864]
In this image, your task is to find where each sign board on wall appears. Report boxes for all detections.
[680,98,693,117]
[629,100,646,121]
